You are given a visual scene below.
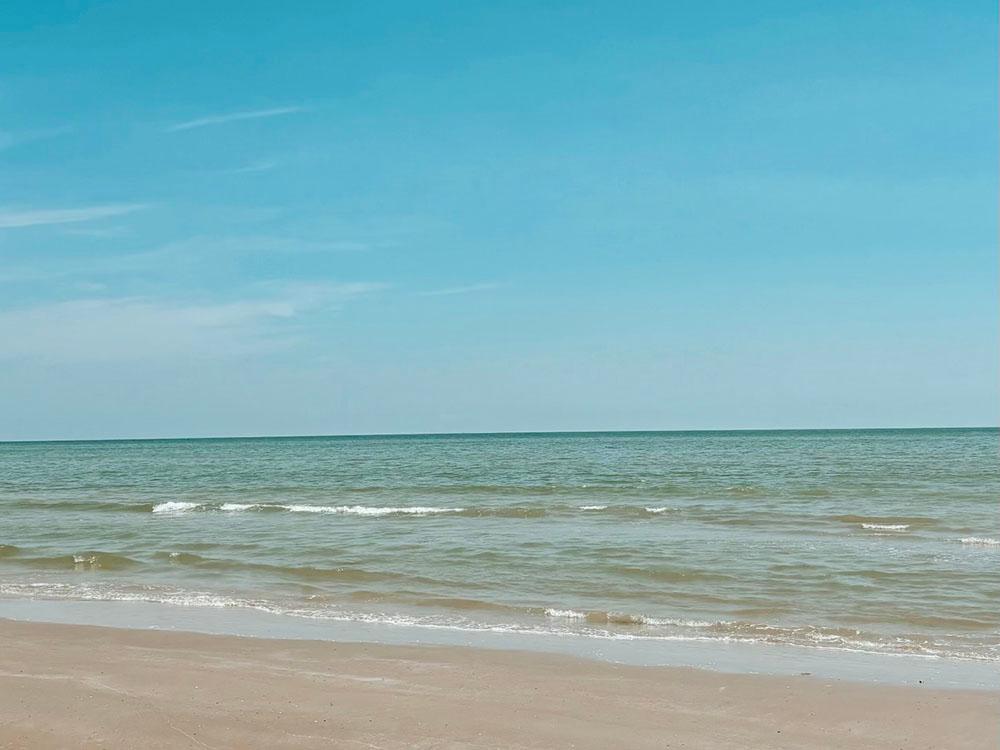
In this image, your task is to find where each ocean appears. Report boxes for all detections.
[1,429,997,674]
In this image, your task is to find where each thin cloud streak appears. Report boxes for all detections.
[61,225,130,239]
[0,235,373,285]
[0,204,147,229]
[165,107,304,132]
[218,159,280,174]
[0,281,387,363]
[419,282,501,297]
[0,126,73,152]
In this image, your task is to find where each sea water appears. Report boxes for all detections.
[1,429,997,679]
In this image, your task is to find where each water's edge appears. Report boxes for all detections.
[1,597,996,691]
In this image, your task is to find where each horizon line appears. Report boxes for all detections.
[2,425,996,445]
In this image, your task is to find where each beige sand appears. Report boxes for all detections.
[0,618,995,749]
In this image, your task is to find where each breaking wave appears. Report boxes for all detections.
[1,552,140,571]
[152,501,203,514]
[960,537,1000,547]
[861,523,909,531]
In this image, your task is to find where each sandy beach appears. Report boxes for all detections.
[0,619,995,749]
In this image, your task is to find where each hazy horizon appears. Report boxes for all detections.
[3,424,997,444]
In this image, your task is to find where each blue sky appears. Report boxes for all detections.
[1,1,996,439]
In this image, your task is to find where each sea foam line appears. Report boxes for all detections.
[151,502,466,516]
[960,537,1000,547]
[862,523,909,531]
[222,503,465,516]
[545,608,587,619]
[0,582,993,662]
[151,501,202,514]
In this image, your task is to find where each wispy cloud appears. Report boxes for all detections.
[62,225,131,239]
[0,234,371,286]
[133,235,373,264]
[0,126,72,152]
[0,282,386,363]
[419,282,501,297]
[165,107,304,132]
[216,159,280,175]
[0,297,295,363]
[0,204,147,230]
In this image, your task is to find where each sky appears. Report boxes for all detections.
[0,0,996,440]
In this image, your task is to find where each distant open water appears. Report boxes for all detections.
[1,429,997,663]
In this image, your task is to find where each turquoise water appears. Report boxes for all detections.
[1,429,997,664]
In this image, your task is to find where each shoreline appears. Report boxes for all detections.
[2,595,997,691]
[1,618,997,749]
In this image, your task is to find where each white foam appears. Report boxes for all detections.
[862,523,909,531]
[151,501,202,514]
[545,608,586,619]
[1,582,994,662]
[282,504,464,516]
[636,615,714,628]
[644,507,671,514]
[579,505,607,511]
[960,537,1000,547]
[174,503,465,516]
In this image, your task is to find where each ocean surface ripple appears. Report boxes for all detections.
[0,429,997,663]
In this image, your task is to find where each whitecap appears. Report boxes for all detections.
[579,505,607,511]
[545,608,586,619]
[960,537,1000,547]
[282,504,464,516]
[151,501,202,514]
[861,523,909,531]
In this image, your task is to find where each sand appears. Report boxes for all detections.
[0,618,996,749]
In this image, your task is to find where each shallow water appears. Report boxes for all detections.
[1,429,997,666]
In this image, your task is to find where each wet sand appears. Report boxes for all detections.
[0,618,996,749]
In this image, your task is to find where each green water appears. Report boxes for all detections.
[1,429,997,662]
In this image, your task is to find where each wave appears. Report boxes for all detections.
[184,503,552,518]
[830,514,939,529]
[231,503,465,516]
[2,499,155,513]
[208,501,768,523]
[160,551,205,565]
[461,507,548,518]
[578,610,715,628]
[69,553,140,570]
[151,551,433,584]
[544,608,587,619]
[861,523,909,531]
[2,499,981,544]
[960,537,1000,547]
[152,501,203,513]
[610,565,733,583]
[1,551,140,571]
[8,498,950,531]
[401,596,528,614]
[4,499,467,517]
[723,485,763,496]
